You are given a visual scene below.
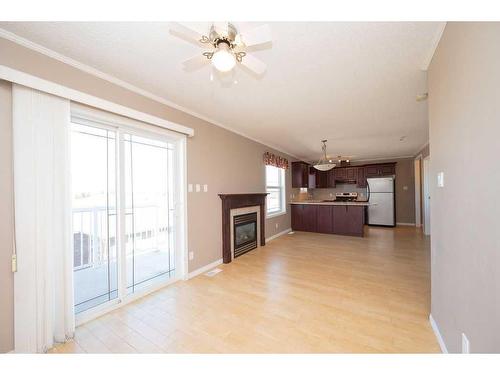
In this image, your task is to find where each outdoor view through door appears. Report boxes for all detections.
[71,121,176,314]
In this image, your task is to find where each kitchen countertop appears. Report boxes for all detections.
[290,201,371,206]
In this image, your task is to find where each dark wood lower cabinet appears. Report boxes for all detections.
[332,205,364,237]
[317,206,333,234]
[291,204,365,237]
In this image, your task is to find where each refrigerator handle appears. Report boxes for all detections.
[367,181,371,202]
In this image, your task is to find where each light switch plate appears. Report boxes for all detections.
[188,184,193,193]
[437,172,444,187]
[189,251,194,260]
[203,184,208,192]
[195,184,201,192]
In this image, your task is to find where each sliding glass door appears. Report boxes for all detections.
[71,118,179,315]
[124,133,175,293]
[72,124,118,313]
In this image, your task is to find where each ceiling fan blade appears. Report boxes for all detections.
[240,53,267,76]
[182,54,209,71]
[241,24,272,47]
[169,22,207,46]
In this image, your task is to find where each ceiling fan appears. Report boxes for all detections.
[169,22,272,76]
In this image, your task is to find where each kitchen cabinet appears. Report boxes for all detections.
[291,203,366,237]
[333,167,358,184]
[293,162,395,189]
[292,161,310,188]
[303,205,318,232]
[357,167,367,188]
[364,163,396,178]
[327,169,336,188]
[314,169,329,188]
[291,204,305,231]
[332,205,364,237]
[346,167,357,181]
[317,206,334,233]
[334,167,347,181]
[308,167,317,189]
[291,204,317,232]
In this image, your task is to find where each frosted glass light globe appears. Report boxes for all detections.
[212,43,236,72]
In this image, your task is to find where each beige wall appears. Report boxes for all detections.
[0,80,14,352]
[428,22,500,352]
[0,38,293,351]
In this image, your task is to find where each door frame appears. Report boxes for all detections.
[414,154,423,227]
[422,156,431,236]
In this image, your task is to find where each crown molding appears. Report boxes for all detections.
[354,155,415,163]
[414,140,430,156]
[0,27,301,160]
[421,22,446,71]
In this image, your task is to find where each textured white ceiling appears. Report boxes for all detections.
[0,22,442,161]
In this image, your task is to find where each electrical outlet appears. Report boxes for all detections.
[188,184,193,193]
[329,193,333,197]
[275,223,279,229]
[462,333,470,353]
[203,184,208,192]
[189,251,194,261]
[195,184,201,192]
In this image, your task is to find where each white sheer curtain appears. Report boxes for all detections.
[12,84,74,353]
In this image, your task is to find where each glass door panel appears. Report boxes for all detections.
[124,133,175,294]
[71,123,118,313]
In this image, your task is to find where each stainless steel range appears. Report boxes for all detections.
[335,192,358,202]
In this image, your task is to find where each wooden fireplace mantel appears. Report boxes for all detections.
[219,193,268,264]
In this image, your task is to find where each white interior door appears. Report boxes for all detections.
[423,157,431,236]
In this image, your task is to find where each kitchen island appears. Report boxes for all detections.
[290,201,370,237]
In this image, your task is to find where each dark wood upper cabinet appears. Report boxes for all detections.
[327,169,336,188]
[346,167,357,181]
[292,161,310,188]
[334,167,347,181]
[293,162,395,189]
[357,167,367,188]
[364,163,396,178]
[365,165,380,177]
[308,166,317,189]
[315,169,329,188]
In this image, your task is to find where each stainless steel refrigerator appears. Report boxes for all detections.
[367,177,395,226]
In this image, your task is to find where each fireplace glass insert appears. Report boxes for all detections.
[233,212,258,258]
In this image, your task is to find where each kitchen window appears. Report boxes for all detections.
[265,165,286,217]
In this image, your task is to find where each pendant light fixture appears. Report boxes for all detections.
[313,140,336,171]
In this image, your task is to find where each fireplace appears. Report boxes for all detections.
[219,193,268,263]
[233,212,258,258]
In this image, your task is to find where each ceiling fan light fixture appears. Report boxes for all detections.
[212,42,236,72]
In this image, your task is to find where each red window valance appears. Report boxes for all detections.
[263,152,289,169]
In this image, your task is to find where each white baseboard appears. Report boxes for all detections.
[397,222,416,226]
[266,228,292,242]
[187,258,223,280]
[429,314,448,353]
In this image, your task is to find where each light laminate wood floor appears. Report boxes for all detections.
[50,226,440,353]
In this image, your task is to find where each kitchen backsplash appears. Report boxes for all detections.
[291,183,368,201]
